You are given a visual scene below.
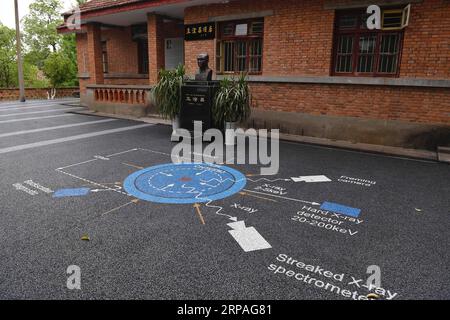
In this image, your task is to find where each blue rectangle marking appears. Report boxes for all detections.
[320,202,361,218]
[53,188,90,198]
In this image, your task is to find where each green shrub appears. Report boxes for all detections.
[213,73,252,126]
[152,64,186,120]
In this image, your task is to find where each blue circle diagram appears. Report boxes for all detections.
[123,163,247,204]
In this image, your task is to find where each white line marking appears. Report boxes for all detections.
[56,169,130,196]
[247,177,291,183]
[0,119,118,138]
[137,147,171,157]
[56,148,141,170]
[0,99,79,108]
[94,155,110,160]
[107,148,139,158]
[0,124,153,155]
[205,200,237,222]
[0,107,83,118]
[243,189,321,206]
[0,103,79,112]
[56,159,99,170]
[0,114,77,124]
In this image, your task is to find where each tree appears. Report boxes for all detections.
[10,60,49,88]
[22,0,63,68]
[59,33,79,86]
[23,0,79,90]
[1,0,83,91]
[43,51,75,98]
[55,0,87,87]
[0,23,17,88]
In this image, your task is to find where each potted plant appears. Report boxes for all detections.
[152,64,186,134]
[213,73,252,145]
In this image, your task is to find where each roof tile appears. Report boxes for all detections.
[78,0,147,13]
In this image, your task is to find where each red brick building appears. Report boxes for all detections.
[58,0,450,151]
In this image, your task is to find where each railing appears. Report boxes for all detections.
[89,85,152,105]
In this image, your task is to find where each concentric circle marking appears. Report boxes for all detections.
[123,163,247,204]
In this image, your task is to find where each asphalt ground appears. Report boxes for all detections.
[0,99,448,300]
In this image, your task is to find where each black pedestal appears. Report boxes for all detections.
[180,80,219,132]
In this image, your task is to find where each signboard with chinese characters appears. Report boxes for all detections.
[184,93,207,107]
[185,22,216,41]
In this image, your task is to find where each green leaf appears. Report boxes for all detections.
[152,64,186,120]
[43,51,75,88]
[213,73,252,126]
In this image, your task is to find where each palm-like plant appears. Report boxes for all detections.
[213,73,252,127]
[152,64,185,120]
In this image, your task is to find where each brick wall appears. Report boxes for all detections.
[185,0,335,77]
[76,33,89,94]
[164,21,185,39]
[77,21,184,88]
[87,24,104,84]
[75,0,450,128]
[250,83,450,125]
[400,0,450,78]
[148,14,166,85]
[0,88,79,101]
[184,0,450,126]
[103,27,140,75]
[76,33,89,75]
[185,0,450,79]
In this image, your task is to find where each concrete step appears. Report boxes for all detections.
[437,146,450,163]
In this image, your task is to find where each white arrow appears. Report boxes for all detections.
[159,172,174,177]
[91,186,122,193]
[228,221,272,252]
[159,183,175,191]
[291,175,332,183]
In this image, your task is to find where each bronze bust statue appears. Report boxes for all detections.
[195,53,213,81]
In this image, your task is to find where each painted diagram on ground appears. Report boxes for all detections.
[12,146,404,299]
[16,147,371,246]
[123,163,247,204]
